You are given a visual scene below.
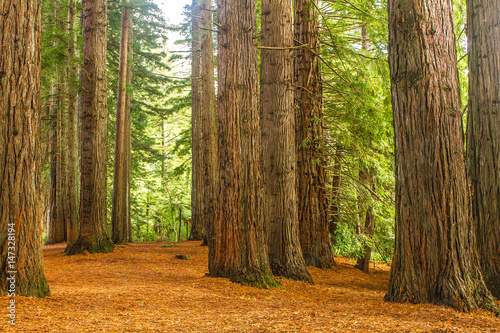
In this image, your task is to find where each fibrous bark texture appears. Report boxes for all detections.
[0,0,50,297]
[66,0,114,255]
[386,0,499,313]
[261,0,312,282]
[466,0,500,299]
[211,0,278,288]
[294,0,335,269]
[112,0,132,244]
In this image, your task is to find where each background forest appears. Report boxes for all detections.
[38,0,469,262]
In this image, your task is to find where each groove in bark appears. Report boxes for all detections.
[211,0,278,288]
[386,0,499,314]
[294,0,335,269]
[0,0,50,297]
[261,0,312,282]
[466,0,500,299]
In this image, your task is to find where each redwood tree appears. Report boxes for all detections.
[466,0,500,299]
[211,0,277,288]
[261,0,311,282]
[199,0,217,267]
[66,0,114,254]
[66,0,80,248]
[112,0,133,244]
[385,0,498,313]
[0,0,50,297]
[189,0,205,242]
[294,0,335,269]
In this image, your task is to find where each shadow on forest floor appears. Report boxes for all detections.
[1,241,499,332]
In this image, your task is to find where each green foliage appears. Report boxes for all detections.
[320,0,395,263]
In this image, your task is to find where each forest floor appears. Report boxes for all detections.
[1,241,500,332]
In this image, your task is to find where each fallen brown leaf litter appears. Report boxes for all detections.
[2,241,499,332]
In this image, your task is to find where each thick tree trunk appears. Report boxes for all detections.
[385,0,499,313]
[189,0,205,242]
[211,0,278,288]
[294,0,335,269]
[261,0,312,282]
[466,0,500,299]
[199,0,217,268]
[112,0,132,244]
[66,0,80,249]
[66,0,114,255]
[0,0,50,297]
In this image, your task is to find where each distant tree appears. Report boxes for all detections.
[0,0,50,297]
[66,0,115,254]
[47,1,68,245]
[385,0,499,313]
[294,0,335,269]
[466,0,500,299]
[66,0,80,249]
[261,0,312,282]
[112,0,133,244]
[210,0,278,288]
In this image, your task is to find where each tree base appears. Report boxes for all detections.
[304,255,335,270]
[66,236,115,255]
[385,277,500,316]
[270,262,314,284]
[211,267,281,289]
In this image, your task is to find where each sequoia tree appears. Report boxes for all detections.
[0,0,50,297]
[210,0,278,288]
[189,0,205,242]
[261,0,312,282]
[47,1,68,245]
[66,0,115,254]
[294,0,335,269]
[199,0,217,266]
[466,0,500,298]
[385,0,499,313]
[112,0,133,244]
[66,0,80,248]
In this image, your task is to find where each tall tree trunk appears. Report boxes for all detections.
[66,0,114,255]
[466,0,500,299]
[261,0,311,282]
[199,0,217,268]
[385,0,499,313]
[66,0,80,249]
[294,0,335,269]
[189,0,205,241]
[211,0,278,288]
[126,24,133,243]
[0,0,50,297]
[329,144,343,244]
[112,0,132,244]
[47,0,69,246]
[355,167,375,274]
[47,79,66,244]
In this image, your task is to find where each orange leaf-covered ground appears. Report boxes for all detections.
[1,241,499,332]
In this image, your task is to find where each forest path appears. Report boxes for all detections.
[1,241,499,332]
